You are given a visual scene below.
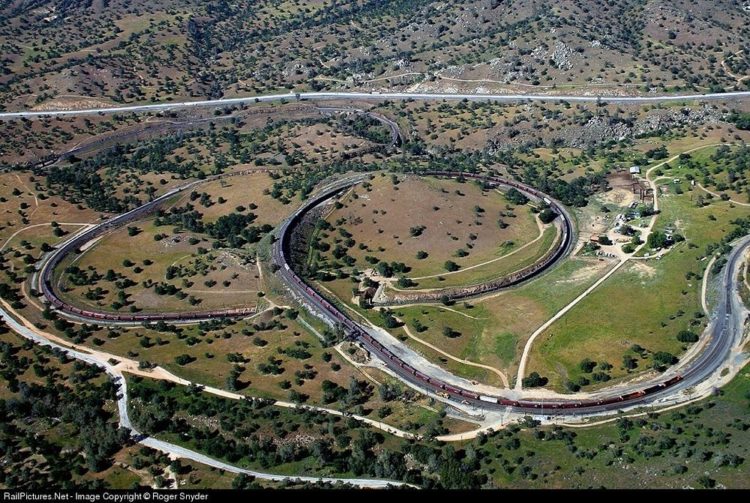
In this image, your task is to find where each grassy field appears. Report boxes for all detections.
[398,332,506,388]
[54,217,263,313]
[0,171,103,244]
[53,171,300,314]
[60,305,448,434]
[168,171,291,225]
[655,144,750,203]
[317,174,542,283]
[385,256,614,383]
[741,262,750,308]
[405,225,559,291]
[527,180,748,391]
[87,313,362,403]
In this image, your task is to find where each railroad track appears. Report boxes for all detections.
[272,171,749,415]
[36,169,272,324]
[34,166,749,416]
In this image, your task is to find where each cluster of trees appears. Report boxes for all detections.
[505,188,529,205]
[339,115,392,144]
[538,208,557,224]
[128,376,427,483]
[64,265,103,287]
[374,260,410,278]
[728,112,750,131]
[647,230,684,250]
[522,372,548,388]
[0,335,130,488]
[206,212,273,248]
[320,377,373,408]
[155,204,205,233]
[566,359,613,392]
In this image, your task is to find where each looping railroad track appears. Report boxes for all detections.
[36,165,749,416]
[273,171,749,414]
[370,171,575,306]
[36,169,273,324]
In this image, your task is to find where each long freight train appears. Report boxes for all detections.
[39,169,270,323]
[278,239,685,411]
[276,170,685,413]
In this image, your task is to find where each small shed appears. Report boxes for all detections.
[629,166,641,175]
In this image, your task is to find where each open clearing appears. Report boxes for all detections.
[54,171,295,314]
[527,182,748,391]
[392,256,613,383]
[318,173,544,284]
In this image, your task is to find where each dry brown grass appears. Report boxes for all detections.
[321,174,539,279]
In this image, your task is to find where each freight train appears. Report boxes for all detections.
[38,169,271,323]
[355,326,683,410]
[276,170,685,413]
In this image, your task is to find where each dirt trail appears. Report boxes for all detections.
[435,305,486,320]
[720,50,750,84]
[697,183,750,207]
[0,299,418,440]
[400,323,510,388]
[407,211,546,282]
[15,174,38,208]
[0,222,91,251]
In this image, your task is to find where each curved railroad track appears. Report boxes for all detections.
[35,107,402,325]
[35,167,750,416]
[36,170,265,324]
[272,172,750,415]
[371,171,575,306]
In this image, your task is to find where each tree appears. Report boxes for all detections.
[623,355,638,370]
[233,474,260,490]
[697,475,716,489]
[397,276,416,288]
[444,260,459,272]
[677,330,699,343]
[376,262,393,277]
[579,358,597,373]
[505,188,529,205]
[409,225,426,237]
[648,231,669,249]
[174,354,194,366]
[320,379,346,403]
[442,326,459,338]
[522,372,548,388]
[539,209,557,224]
[653,351,678,371]
[411,318,427,332]
[378,382,402,402]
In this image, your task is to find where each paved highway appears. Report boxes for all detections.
[1,90,749,119]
